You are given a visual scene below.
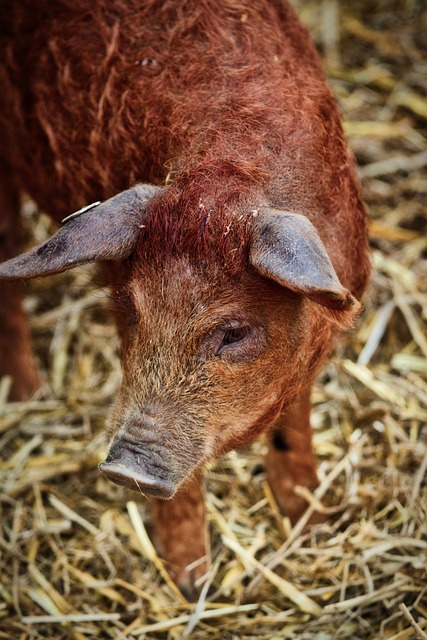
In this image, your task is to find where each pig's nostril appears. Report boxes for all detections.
[99,460,176,499]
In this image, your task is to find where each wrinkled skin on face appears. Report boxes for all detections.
[101,253,331,499]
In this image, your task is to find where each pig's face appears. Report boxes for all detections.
[101,254,327,499]
[0,184,360,498]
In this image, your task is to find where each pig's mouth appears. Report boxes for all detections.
[99,437,182,499]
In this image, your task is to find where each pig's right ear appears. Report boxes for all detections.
[249,209,361,328]
[0,184,162,280]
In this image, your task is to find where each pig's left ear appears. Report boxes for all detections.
[249,209,361,327]
[0,184,161,280]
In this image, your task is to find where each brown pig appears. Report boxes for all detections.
[0,0,370,593]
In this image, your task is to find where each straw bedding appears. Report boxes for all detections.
[0,0,426,638]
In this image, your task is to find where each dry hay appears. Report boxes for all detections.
[0,1,426,638]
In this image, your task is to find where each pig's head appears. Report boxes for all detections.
[0,183,360,499]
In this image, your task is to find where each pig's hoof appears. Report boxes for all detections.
[178,581,200,602]
[270,484,327,526]
[173,562,209,602]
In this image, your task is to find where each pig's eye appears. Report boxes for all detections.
[219,327,249,350]
[199,322,265,362]
[215,325,264,362]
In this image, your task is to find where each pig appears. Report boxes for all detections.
[0,0,370,594]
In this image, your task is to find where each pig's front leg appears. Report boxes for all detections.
[0,165,40,400]
[150,473,209,598]
[266,390,324,524]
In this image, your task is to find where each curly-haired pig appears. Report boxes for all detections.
[0,0,370,593]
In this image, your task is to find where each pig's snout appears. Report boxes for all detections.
[99,436,177,499]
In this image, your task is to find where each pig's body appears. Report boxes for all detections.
[0,0,369,594]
